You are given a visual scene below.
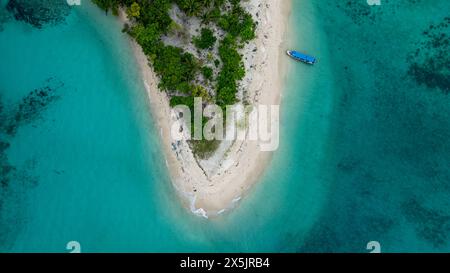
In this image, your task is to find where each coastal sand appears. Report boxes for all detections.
[120,0,291,218]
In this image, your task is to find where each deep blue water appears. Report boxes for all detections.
[0,0,449,252]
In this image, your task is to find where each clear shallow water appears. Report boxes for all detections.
[0,0,449,252]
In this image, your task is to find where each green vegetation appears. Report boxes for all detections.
[217,34,245,106]
[193,28,217,50]
[202,66,214,81]
[127,2,140,18]
[92,0,117,13]
[214,59,220,67]
[93,0,256,158]
[218,4,256,42]
[190,139,220,159]
[153,45,198,93]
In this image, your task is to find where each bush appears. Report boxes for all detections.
[190,139,221,159]
[127,2,140,18]
[193,28,217,50]
[202,66,214,81]
[218,5,255,42]
[152,46,199,93]
[216,35,245,106]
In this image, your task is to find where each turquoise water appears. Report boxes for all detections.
[295,0,450,252]
[0,0,449,252]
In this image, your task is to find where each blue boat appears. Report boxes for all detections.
[286,50,316,65]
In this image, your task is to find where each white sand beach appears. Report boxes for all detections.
[120,0,291,218]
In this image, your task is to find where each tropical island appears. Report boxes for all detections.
[93,0,256,157]
[92,0,290,217]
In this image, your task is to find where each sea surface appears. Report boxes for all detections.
[0,0,449,252]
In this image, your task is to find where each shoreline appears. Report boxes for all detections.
[119,0,291,218]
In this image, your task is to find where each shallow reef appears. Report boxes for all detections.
[0,78,64,247]
[407,17,450,94]
[6,0,71,29]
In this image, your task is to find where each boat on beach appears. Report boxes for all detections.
[286,50,316,65]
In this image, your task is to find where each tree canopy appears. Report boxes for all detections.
[193,28,217,50]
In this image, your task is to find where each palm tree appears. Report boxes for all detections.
[178,0,203,17]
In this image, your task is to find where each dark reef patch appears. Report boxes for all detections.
[401,198,450,248]
[335,0,429,27]
[407,17,450,94]
[335,0,385,26]
[0,77,64,188]
[0,79,64,250]
[4,77,64,135]
[0,6,12,32]
[0,141,15,189]
[6,0,71,29]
